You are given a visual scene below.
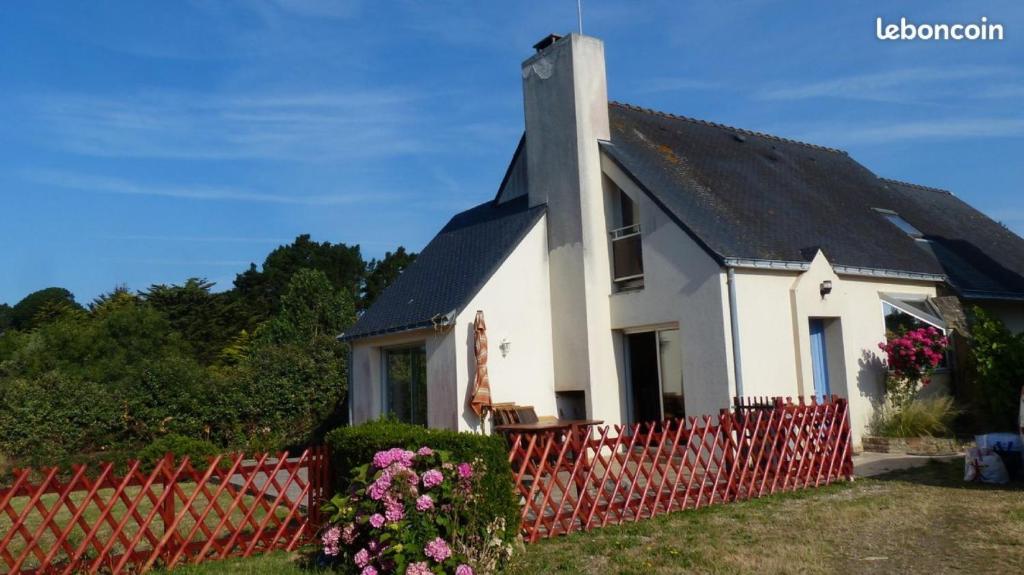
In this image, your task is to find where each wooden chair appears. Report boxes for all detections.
[491,403,539,426]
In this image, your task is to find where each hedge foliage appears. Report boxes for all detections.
[325,419,520,543]
[136,434,220,467]
[968,307,1024,430]
[0,269,351,467]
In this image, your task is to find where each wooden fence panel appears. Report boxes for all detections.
[0,446,331,574]
[508,396,853,542]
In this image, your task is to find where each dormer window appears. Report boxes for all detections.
[609,184,644,291]
[874,208,923,238]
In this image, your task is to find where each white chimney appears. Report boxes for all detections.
[521,33,619,423]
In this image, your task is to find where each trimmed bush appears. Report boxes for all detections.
[137,434,220,467]
[325,419,520,544]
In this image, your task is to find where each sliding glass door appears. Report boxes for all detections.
[626,328,685,423]
[384,345,427,425]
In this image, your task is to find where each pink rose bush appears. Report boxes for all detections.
[878,326,949,407]
[320,446,485,574]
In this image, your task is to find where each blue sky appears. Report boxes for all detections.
[1,1,1022,305]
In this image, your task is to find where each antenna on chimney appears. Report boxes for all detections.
[576,0,583,34]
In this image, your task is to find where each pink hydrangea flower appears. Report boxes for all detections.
[424,537,451,562]
[369,513,385,528]
[416,494,434,511]
[406,562,432,575]
[457,462,473,479]
[456,565,475,575]
[368,471,393,501]
[361,567,379,575]
[372,448,415,470]
[354,548,370,568]
[341,523,356,545]
[422,469,443,488]
[417,446,434,456]
[321,526,341,557]
[384,497,405,522]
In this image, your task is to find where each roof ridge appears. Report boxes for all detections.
[879,177,954,196]
[610,101,848,155]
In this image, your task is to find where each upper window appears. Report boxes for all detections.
[874,208,923,238]
[384,344,428,425]
[608,184,644,291]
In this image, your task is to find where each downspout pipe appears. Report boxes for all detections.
[727,268,745,400]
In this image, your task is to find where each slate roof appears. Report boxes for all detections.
[602,102,945,276]
[348,101,1023,340]
[342,196,545,340]
[602,102,1024,297]
[877,179,1024,299]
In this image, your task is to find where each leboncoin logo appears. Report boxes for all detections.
[876,16,1004,41]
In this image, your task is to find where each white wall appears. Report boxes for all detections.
[730,252,944,446]
[349,216,556,432]
[349,328,455,427]
[522,34,620,425]
[601,156,735,422]
[453,216,557,431]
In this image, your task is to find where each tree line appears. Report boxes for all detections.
[0,235,416,467]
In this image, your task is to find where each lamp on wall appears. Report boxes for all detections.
[820,280,833,297]
[499,338,511,358]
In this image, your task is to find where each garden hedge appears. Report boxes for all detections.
[325,419,521,542]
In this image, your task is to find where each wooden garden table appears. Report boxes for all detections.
[496,419,604,520]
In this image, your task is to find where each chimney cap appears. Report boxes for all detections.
[532,33,564,53]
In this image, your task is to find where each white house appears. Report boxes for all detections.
[341,33,1024,447]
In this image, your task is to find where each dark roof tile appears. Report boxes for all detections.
[342,196,545,340]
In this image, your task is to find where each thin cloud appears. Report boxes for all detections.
[26,169,403,206]
[100,258,251,267]
[757,67,1013,102]
[28,90,427,162]
[791,117,1024,146]
[264,0,363,19]
[631,77,720,95]
[96,234,291,244]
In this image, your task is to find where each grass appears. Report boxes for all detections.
[509,461,1024,575]
[157,461,1024,575]
[0,482,289,571]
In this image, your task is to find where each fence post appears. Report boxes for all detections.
[308,445,332,529]
[160,452,179,560]
[720,409,736,501]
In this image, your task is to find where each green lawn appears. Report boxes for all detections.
[161,461,1024,575]
[1,482,289,572]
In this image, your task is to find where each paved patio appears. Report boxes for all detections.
[853,451,962,477]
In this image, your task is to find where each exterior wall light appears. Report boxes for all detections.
[820,280,833,297]
[499,339,511,358]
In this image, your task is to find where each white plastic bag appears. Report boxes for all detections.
[964,447,1009,484]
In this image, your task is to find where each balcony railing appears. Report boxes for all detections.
[610,224,643,287]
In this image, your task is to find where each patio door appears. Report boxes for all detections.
[809,319,831,400]
[626,328,685,423]
[384,345,428,425]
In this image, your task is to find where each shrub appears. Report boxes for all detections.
[968,307,1024,430]
[325,420,520,548]
[137,434,220,467]
[869,396,958,438]
[321,447,513,574]
[878,327,948,408]
[0,372,120,465]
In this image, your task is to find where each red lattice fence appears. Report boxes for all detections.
[0,446,331,574]
[507,396,853,542]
